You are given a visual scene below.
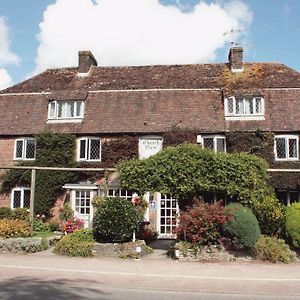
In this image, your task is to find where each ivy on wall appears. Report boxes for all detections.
[1,133,76,216]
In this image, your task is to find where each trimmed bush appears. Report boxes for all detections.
[12,208,29,221]
[0,207,12,219]
[224,203,261,248]
[93,197,142,243]
[285,203,300,248]
[253,235,294,263]
[54,229,94,257]
[0,218,30,239]
[251,195,285,236]
[176,201,232,245]
[34,219,50,232]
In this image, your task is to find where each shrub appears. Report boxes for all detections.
[33,219,50,232]
[251,195,285,236]
[253,235,294,263]
[176,201,232,245]
[12,208,29,221]
[93,197,142,243]
[63,218,84,234]
[224,204,261,248]
[0,207,12,219]
[54,229,94,257]
[285,203,300,248]
[48,220,60,232]
[0,218,30,239]
[58,203,74,222]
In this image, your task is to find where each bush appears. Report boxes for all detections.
[48,220,60,232]
[224,203,261,248]
[93,197,142,243]
[0,207,12,219]
[0,218,30,239]
[12,208,29,221]
[176,201,232,245]
[54,229,94,257]
[251,195,285,236]
[253,235,294,263]
[33,219,50,232]
[285,203,300,248]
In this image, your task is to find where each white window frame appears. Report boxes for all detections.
[47,100,84,121]
[77,137,101,162]
[14,138,36,161]
[197,135,226,153]
[11,187,30,209]
[224,96,264,120]
[274,135,299,161]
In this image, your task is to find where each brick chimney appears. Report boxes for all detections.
[78,50,97,74]
[228,47,243,72]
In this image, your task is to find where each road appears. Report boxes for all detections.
[0,249,300,299]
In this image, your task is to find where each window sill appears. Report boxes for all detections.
[225,115,265,121]
[275,158,299,162]
[47,118,83,124]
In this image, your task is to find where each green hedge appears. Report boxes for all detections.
[285,203,300,248]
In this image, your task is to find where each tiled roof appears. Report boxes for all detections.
[2,62,300,94]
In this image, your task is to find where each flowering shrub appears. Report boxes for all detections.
[64,218,84,234]
[58,204,74,222]
[0,218,30,239]
[131,194,148,215]
[176,201,232,245]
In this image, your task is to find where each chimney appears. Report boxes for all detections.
[78,50,98,74]
[228,47,243,72]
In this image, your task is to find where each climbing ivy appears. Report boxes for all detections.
[117,143,272,206]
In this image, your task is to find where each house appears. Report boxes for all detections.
[0,47,299,237]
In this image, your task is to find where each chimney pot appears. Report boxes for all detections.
[228,47,243,72]
[78,50,97,74]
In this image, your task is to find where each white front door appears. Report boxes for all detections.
[157,193,179,239]
[71,190,95,228]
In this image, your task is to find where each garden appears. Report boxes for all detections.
[0,143,300,263]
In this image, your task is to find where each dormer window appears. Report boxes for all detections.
[48,100,84,121]
[224,96,264,120]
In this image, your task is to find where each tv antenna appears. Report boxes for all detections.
[223,28,246,46]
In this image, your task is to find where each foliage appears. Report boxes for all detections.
[1,133,76,216]
[131,194,148,216]
[54,229,94,257]
[253,235,294,263]
[93,197,142,243]
[224,203,261,248]
[251,195,285,237]
[176,201,233,245]
[91,196,106,209]
[64,218,84,234]
[48,220,60,232]
[285,203,300,248]
[13,208,29,221]
[0,218,30,239]
[0,237,50,253]
[118,144,271,206]
[0,207,13,219]
[58,203,74,222]
[33,219,50,232]
[137,224,158,242]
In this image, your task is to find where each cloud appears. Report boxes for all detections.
[33,0,252,74]
[0,68,12,90]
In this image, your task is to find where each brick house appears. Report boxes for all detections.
[0,47,299,237]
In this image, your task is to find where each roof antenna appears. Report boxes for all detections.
[223,28,245,47]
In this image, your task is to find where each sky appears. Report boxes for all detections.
[0,0,300,90]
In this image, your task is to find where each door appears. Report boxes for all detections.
[157,193,179,238]
[71,190,95,228]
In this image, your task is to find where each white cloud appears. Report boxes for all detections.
[0,68,12,90]
[34,0,253,74]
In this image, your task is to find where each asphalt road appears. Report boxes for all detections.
[0,249,300,299]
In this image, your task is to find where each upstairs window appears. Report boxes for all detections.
[48,100,84,120]
[11,187,30,209]
[77,138,101,161]
[139,137,163,159]
[14,138,36,160]
[274,135,298,161]
[225,96,264,119]
[197,135,226,153]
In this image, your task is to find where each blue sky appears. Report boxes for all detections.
[0,0,299,89]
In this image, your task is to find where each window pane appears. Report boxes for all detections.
[289,139,298,158]
[58,101,74,118]
[236,97,244,114]
[245,98,253,114]
[216,138,225,152]
[228,98,234,114]
[49,101,56,118]
[89,139,100,160]
[15,140,23,158]
[79,139,86,159]
[276,138,286,159]
[25,139,36,159]
[23,190,30,208]
[255,98,262,114]
[203,138,214,150]
[13,191,21,208]
[76,101,83,117]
